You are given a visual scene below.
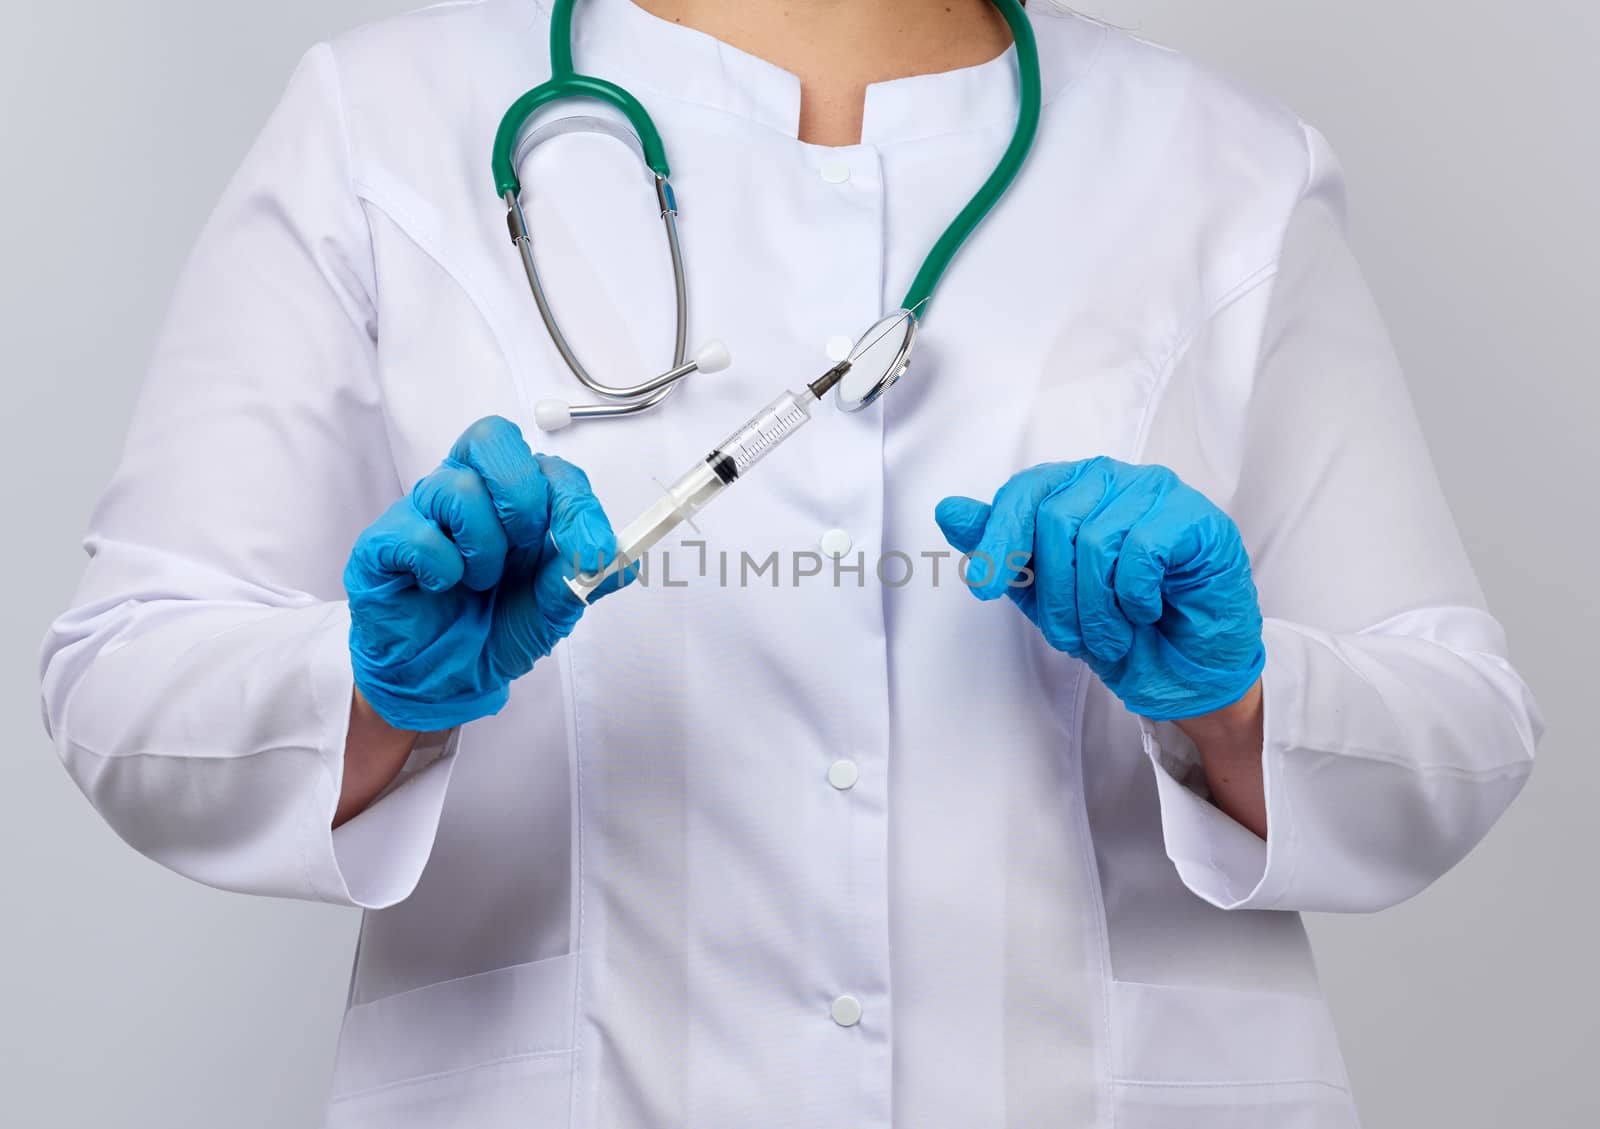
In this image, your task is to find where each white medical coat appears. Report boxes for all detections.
[40,1,1543,1126]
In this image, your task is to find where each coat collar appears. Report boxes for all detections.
[529,0,1099,146]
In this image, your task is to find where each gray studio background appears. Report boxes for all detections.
[3,2,1595,1126]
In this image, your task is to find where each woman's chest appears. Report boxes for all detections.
[357,110,1194,508]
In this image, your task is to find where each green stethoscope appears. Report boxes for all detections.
[493,0,1042,431]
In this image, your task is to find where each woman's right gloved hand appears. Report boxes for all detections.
[344,416,625,732]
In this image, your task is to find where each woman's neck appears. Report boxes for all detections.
[630,0,1017,146]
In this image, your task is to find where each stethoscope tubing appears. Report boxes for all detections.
[492,0,1042,426]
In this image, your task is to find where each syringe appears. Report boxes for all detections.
[565,360,852,603]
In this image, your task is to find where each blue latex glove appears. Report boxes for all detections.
[935,457,1265,722]
[345,416,626,731]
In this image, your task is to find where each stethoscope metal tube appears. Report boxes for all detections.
[505,183,727,430]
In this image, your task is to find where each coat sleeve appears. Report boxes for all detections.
[39,44,456,909]
[1140,124,1544,912]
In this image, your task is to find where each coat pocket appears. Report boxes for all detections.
[1110,980,1359,1129]
[325,954,575,1129]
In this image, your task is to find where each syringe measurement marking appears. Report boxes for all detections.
[728,404,808,472]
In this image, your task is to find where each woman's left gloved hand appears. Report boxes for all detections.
[935,457,1266,722]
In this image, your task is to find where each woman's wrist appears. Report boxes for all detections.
[335,688,422,828]
[1175,679,1268,838]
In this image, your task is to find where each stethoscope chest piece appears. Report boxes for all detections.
[835,310,919,414]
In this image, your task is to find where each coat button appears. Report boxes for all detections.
[819,159,851,184]
[831,995,863,1027]
[827,759,859,790]
[820,528,852,558]
[825,334,853,362]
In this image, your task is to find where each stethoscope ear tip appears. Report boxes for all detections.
[693,338,732,375]
[535,399,575,432]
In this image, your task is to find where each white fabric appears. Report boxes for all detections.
[39,2,1541,1127]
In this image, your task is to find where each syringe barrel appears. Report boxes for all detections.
[709,390,813,479]
[564,387,817,604]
